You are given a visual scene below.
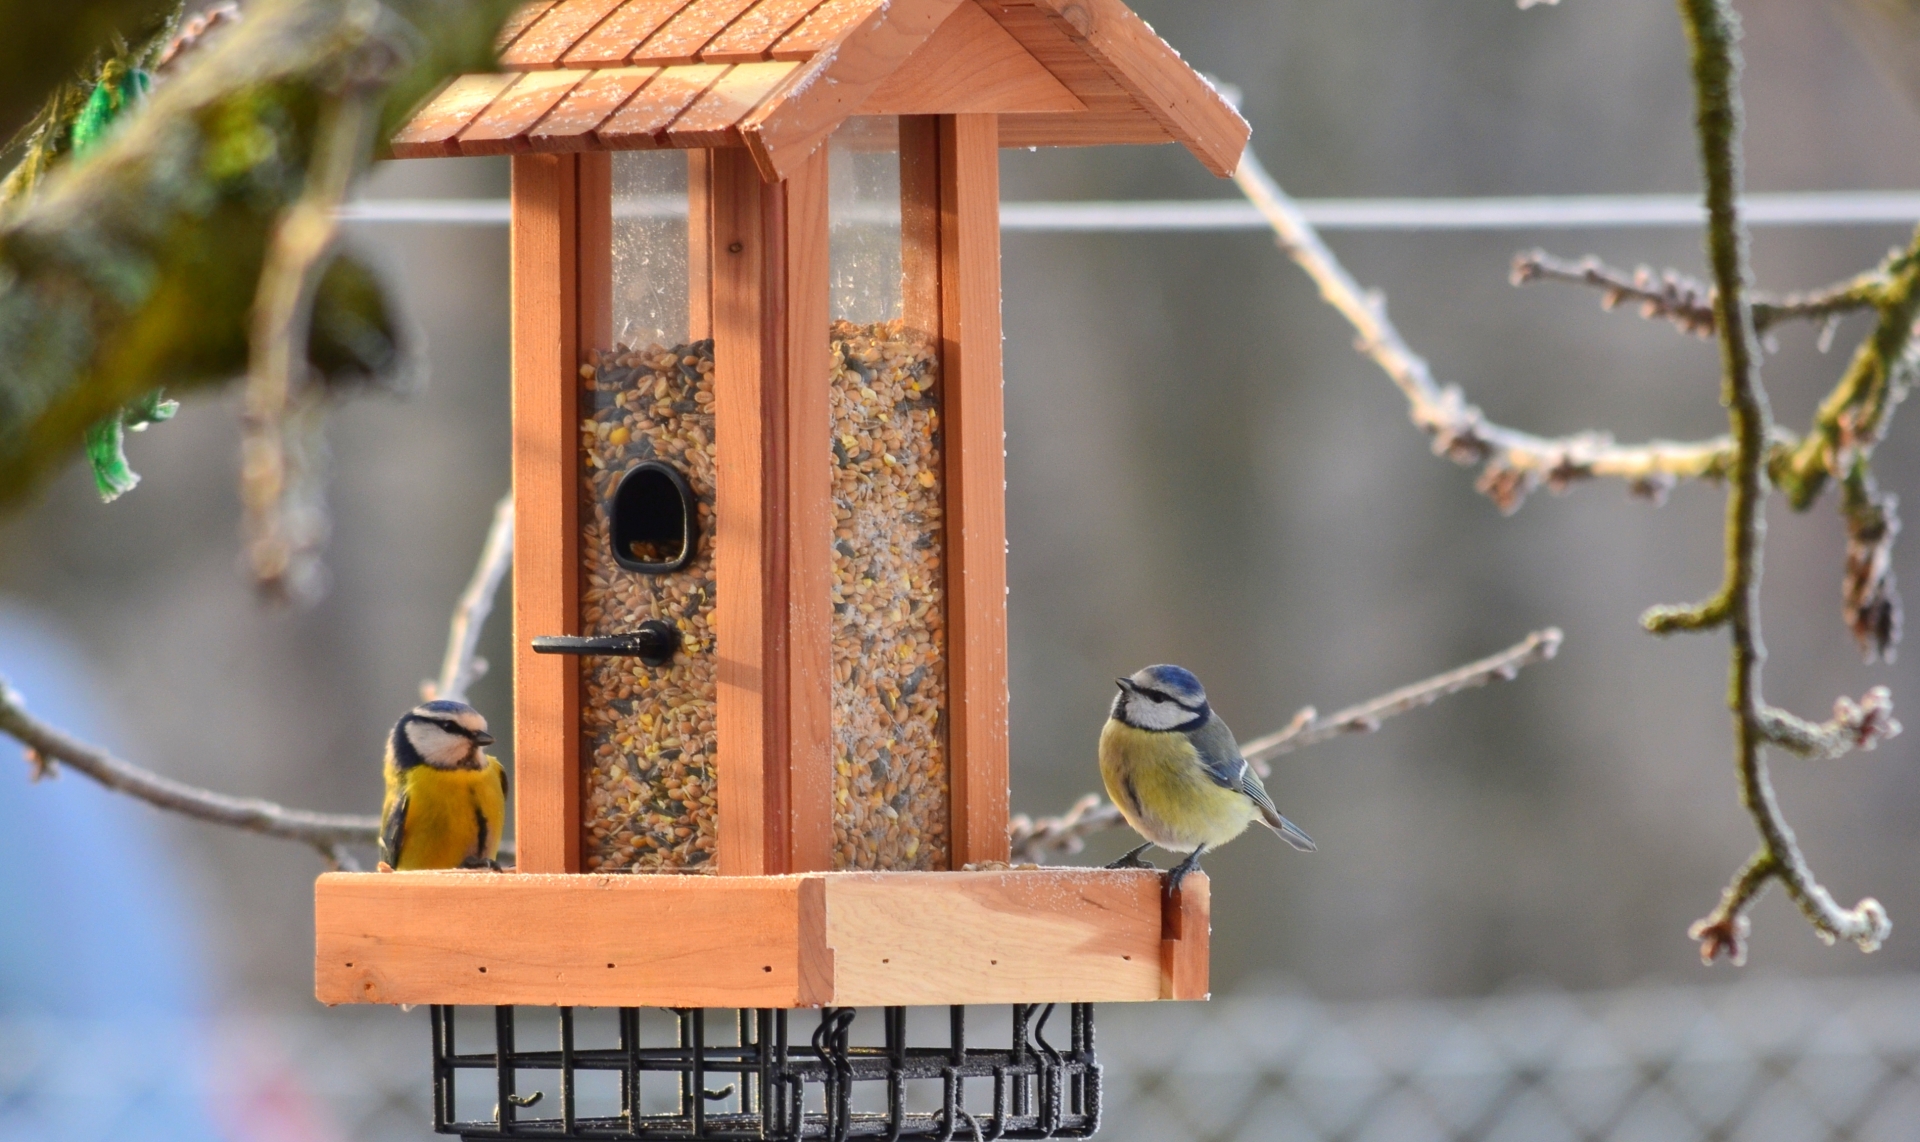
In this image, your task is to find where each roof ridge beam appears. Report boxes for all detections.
[738,0,966,182]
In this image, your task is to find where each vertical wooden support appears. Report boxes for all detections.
[578,152,613,350]
[688,151,714,341]
[713,148,780,876]
[511,154,584,874]
[939,114,1009,868]
[898,116,943,332]
[713,147,835,877]
[1160,874,1212,1000]
[784,145,835,874]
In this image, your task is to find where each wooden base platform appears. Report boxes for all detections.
[315,867,1208,1008]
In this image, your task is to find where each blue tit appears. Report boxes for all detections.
[1099,664,1314,894]
[380,699,508,871]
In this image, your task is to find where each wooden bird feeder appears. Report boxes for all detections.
[315,0,1247,1015]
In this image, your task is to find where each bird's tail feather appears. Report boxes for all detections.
[1264,810,1316,852]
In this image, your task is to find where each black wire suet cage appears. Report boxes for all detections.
[431,1003,1100,1142]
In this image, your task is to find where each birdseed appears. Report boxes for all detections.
[578,339,718,874]
[829,319,950,871]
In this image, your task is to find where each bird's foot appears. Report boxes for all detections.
[1105,842,1156,870]
[1163,845,1207,901]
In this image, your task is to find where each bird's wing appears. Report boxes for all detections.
[1194,715,1317,852]
[1188,715,1249,783]
[494,756,508,798]
[472,802,492,863]
[380,789,409,868]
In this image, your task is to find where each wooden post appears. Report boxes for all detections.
[510,153,584,874]
[712,148,782,876]
[688,151,714,341]
[899,116,943,332]
[939,114,1009,868]
[713,147,836,877]
[578,152,613,350]
[784,145,835,874]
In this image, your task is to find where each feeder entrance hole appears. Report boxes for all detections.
[612,461,700,574]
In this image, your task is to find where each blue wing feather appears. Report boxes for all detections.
[1192,713,1317,852]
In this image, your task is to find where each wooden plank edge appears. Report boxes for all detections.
[1160,872,1210,1000]
[1026,0,1247,176]
[314,868,1202,1007]
[994,110,1174,150]
[315,871,812,1008]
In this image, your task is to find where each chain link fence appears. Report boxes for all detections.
[6,975,1920,1141]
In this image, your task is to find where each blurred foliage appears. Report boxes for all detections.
[0,0,518,509]
[0,1,175,143]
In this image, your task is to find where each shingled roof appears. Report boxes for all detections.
[392,0,1248,180]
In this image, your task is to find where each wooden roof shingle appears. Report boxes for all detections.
[392,0,1247,179]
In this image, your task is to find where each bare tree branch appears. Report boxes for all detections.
[1239,628,1563,770]
[242,89,379,602]
[1,489,520,867]
[1232,2,1904,964]
[1511,250,1887,338]
[1008,795,1122,865]
[424,491,514,704]
[0,674,378,867]
[1757,686,1900,760]
[1664,0,1888,965]
[1232,148,1753,513]
[1007,629,1563,864]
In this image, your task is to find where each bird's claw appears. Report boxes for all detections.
[1162,845,1206,901]
[1105,842,1156,870]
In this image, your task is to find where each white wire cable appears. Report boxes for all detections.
[337,190,1920,231]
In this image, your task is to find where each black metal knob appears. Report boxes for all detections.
[532,620,682,667]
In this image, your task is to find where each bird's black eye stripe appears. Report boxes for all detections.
[427,718,479,740]
[1136,685,1204,712]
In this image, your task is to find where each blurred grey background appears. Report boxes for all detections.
[4,0,1920,1131]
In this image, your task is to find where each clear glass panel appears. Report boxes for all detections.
[582,150,715,873]
[829,116,905,322]
[612,150,690,350]
[828,116,950,871]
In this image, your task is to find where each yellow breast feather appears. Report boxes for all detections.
[1099,720,1259,852]
[383,756,507,871]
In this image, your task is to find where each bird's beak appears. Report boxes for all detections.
[473,731,496,747]
[1115,678,1133,691]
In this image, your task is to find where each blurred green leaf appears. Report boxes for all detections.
[0,0,176,141]
[0,0,517,508]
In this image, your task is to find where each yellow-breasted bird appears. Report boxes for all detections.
[380,699,508,871]
[1099,664,1314,893]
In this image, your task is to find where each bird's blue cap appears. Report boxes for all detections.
[414,698,479,717]
[1126,664,1207,706]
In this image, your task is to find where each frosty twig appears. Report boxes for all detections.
[0,675,378,869]
[1239,628,1562,769]
[425,491,515,704]
[1511,250,1886,338]
[1232,147,1747,513]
